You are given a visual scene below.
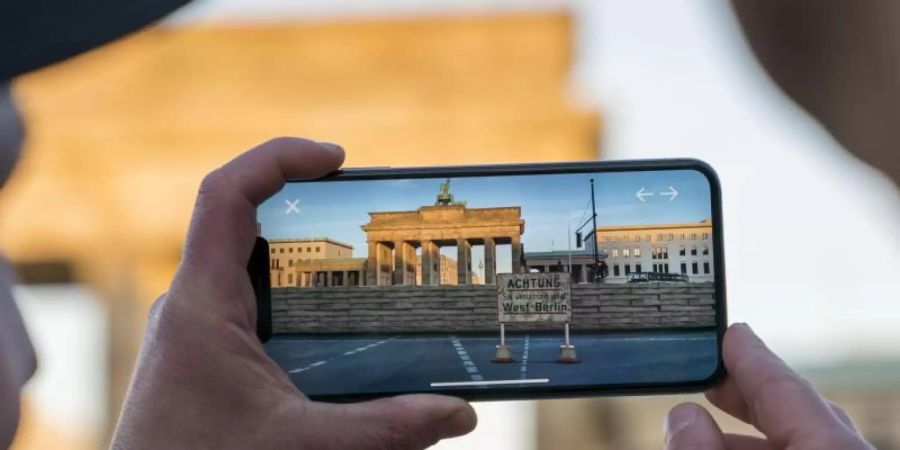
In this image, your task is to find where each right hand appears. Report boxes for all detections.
[664,323,874,449]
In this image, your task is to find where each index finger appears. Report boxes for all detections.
[182,137,344,273]
[706,324,856,448]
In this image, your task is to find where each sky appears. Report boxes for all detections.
[259,170,712,261]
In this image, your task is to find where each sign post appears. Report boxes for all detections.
[495,272,577,363]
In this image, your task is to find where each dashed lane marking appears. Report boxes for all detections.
[449,335,486,386]
[519,334,531,380]
[289,338,393,374]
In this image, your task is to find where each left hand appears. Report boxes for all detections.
[111,137,477,449]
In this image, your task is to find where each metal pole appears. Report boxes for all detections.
[590,178,599,280]
[567,221,573,274]
[500,323,506,347]
[564,323,571,347]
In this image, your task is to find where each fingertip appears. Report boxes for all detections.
[316,141,345,161]
[665,402,725,450]
[442,401,477,438]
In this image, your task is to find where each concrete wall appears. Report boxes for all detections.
[272,282,716,334]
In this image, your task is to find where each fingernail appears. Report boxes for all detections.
[664,403,697,444]
[439,406,477,438]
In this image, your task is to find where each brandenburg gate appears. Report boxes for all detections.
[361,180,526,286]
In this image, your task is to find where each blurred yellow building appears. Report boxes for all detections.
[3,11,600,449]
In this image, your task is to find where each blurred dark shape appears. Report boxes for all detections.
[731,0,900,184]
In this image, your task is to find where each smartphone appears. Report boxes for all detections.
[250,160,726,402]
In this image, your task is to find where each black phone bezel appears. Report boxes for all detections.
[250,158,727,402]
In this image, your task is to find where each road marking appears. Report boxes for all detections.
[519,334,531,380]
[449,336,485,385]
[289,360,326,374]
[288,338,395,374]
[431,379,550,388]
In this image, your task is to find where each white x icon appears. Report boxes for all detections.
[284,199,300,215]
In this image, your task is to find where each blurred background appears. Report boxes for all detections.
[4,0,899,449]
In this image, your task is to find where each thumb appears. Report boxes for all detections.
[306,395,476,450]
[665,402,725,450]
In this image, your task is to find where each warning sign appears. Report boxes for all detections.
[497,272,572,323]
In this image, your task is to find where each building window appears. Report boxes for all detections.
[270,249,276,255]
[635,264,642,273]
[610,237,617,243]
[645,234,651,242]
[679,246,686,256]
[667,233,674,240]
[612,248,619,258]
[702,232,709,240]
[680,262,687,274]
[651,248,657,260]
[623,248,630,257]
[657,234,664,241]
[624,264,631,275]
[692,262,699,274]
[279,248,284,253]
[652,263,657,272]
[288,260,293,267]
[298,247,303,253]
[678,233,685,240]
[316,246,321,253]
[661,247,668,259]
[287,273,293,284]
[613,265,620,276]
[691,245,697,256]
[703,245,709,255]
[691,233,697,240]
[633,248,641,257]
[663,264,669,274]
[704,262,711,274]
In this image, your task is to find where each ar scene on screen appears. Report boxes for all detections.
[258,170,719,396]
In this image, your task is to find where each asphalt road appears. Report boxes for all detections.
[265,329,718,397]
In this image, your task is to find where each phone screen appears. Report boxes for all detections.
[256,162,724,400]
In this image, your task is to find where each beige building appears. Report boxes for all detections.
[271,239,475,288]
[269,238,355,287]
[590,219,714,283]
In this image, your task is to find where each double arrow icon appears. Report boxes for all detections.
[636,186,678,202]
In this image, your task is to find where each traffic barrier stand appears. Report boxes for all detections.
[557,344,579,363]
[557,323,579,363]
[492,323,515,363]
[492,344,515,363]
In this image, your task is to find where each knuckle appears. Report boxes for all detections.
[198,170,227,197]
[148,294,169,321]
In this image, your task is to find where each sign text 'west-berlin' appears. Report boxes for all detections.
[496,272,571,323]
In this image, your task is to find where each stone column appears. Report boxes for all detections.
[483,237,496,284]
[457,238,471,285]
[405,243,417,285]
[366,241,381,286]
[393,241,410,285]
[324,271,331,287]
[421,240,438,285]
[342,271,349,287]
[579,265,588,283]
[511,235,523,273]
